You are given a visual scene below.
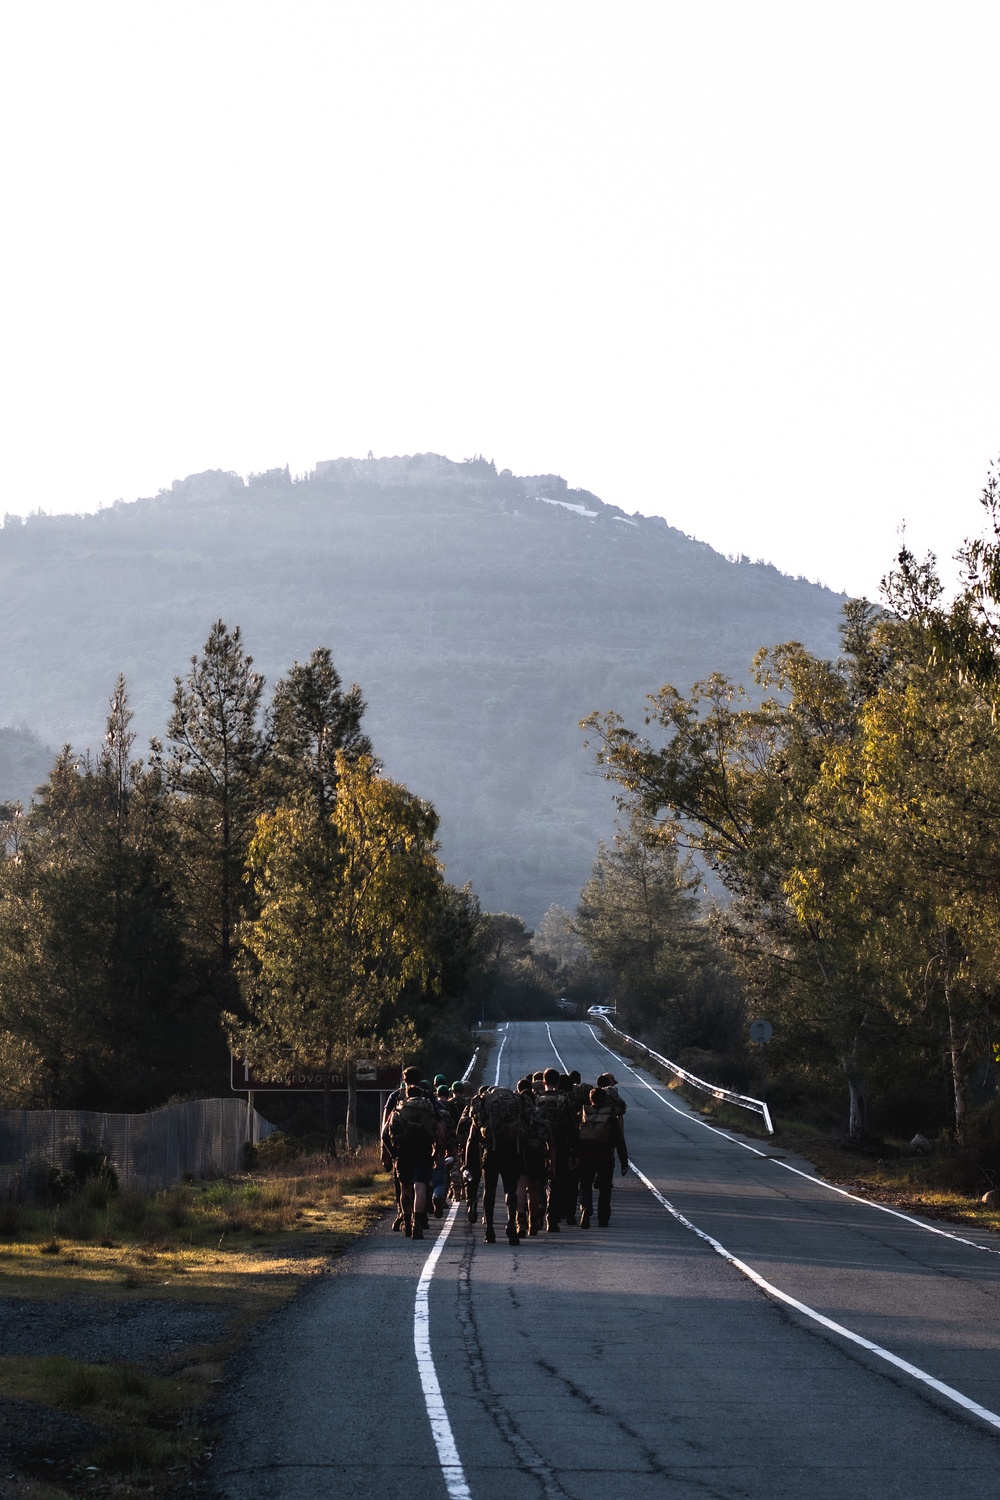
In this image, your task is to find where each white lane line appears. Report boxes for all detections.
[545,1022,567,1072]
[631,1160,1000,1434]
[414,1204,471,1500]
[493,1031,508,1086]
[585,1025,1000,1261]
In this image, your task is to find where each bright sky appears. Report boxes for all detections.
[2,3,998,599]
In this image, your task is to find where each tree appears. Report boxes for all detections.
[532,904,583,975]
[0,680,186,1107]
[230,755,445,1152]
[266,647,372,815]
[583,644,894,1137]
[157,621,265,980]
[577,820,697,1001]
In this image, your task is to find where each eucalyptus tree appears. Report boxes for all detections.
[583,641,892,1137]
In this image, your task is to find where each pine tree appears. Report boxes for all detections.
[157,621,265,978]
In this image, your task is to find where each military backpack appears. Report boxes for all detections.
[387,1094,437,1150]
[578,1099,617,1147]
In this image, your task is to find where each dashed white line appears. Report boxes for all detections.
[414,1204,471,1500]
[544,1022,567,1072]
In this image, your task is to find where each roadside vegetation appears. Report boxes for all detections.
[0,1144,393,1498]
[572,462,1000,1196]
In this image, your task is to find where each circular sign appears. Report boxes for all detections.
[749,1019,773,1043]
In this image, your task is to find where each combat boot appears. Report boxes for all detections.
[412,1222,424,1240]
[484,1225,496,1244]
[403,1215,413,1237]
[506,1220,519,1246]
[516,1210,528,1237]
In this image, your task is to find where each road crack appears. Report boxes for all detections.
[457,1237,570,1499]
[534,1356,746,1499]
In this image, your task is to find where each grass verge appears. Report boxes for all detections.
[0,1145,394,1499]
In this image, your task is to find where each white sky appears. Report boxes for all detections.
[2,2,998,599]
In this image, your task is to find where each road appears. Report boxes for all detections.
[210,1020,1000,1498]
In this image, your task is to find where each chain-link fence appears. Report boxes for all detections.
[0,1098,275,1197]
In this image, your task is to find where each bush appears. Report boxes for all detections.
[73,1149,119,1195]
[114,1187,149,1232]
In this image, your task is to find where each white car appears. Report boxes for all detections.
[586,1005,615,1017]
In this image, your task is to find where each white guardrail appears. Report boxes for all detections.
[596,1015,774,1134]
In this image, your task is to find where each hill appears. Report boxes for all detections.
[0,454,845,923]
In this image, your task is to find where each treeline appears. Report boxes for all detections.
[0,622,549,1117]
[580,468,1000,1149]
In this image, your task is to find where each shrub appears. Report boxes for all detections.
[114,1187,149,1232]
[73,1149,119,1194]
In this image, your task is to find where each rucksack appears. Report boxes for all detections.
[474,1087,524,1150]
[522,1097,549,1152]
[387,1094,437,1150]
[534,1090,575,1146]
[578,1100,616,1147]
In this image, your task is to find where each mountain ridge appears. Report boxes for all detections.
[0,453,845,922]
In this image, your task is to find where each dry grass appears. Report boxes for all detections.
[0,1146,394,1498]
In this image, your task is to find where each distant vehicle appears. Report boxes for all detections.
[555,997,577,1014]
[587,1005,615,1018]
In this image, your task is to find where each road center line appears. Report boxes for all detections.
[545,1022,568,1073]
[414,1204,471,1500]
[630,1159,1000,1434]
[585,1024,1000,1261]
[493,1031,507,1086]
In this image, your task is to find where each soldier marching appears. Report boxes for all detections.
[381,1064,629,1242]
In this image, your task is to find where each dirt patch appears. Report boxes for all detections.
[0,1396,102,1490]
[0,1297,234,1373]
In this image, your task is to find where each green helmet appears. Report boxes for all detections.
[434,1073,447,1085]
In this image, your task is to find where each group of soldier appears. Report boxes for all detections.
[380,1064,629,1245]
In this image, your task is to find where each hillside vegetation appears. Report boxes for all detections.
[0,453,843,922]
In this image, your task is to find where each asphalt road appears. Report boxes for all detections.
[210,1020,1000,1499]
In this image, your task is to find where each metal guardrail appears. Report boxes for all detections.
[595,1016,774,1134]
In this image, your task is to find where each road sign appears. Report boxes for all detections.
[230,1057,400,1093]
[749,1020,773,1043]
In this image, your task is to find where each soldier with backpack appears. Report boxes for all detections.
[467,1085,530,1246]
[515,1076,548,1236]
[577,1085,629,1227]
[533,1068,579,1232]
[381,1082,445,1240]
[383,1065,424,1231]
[596,1072,627,1119]
[456,1091,483,1223]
